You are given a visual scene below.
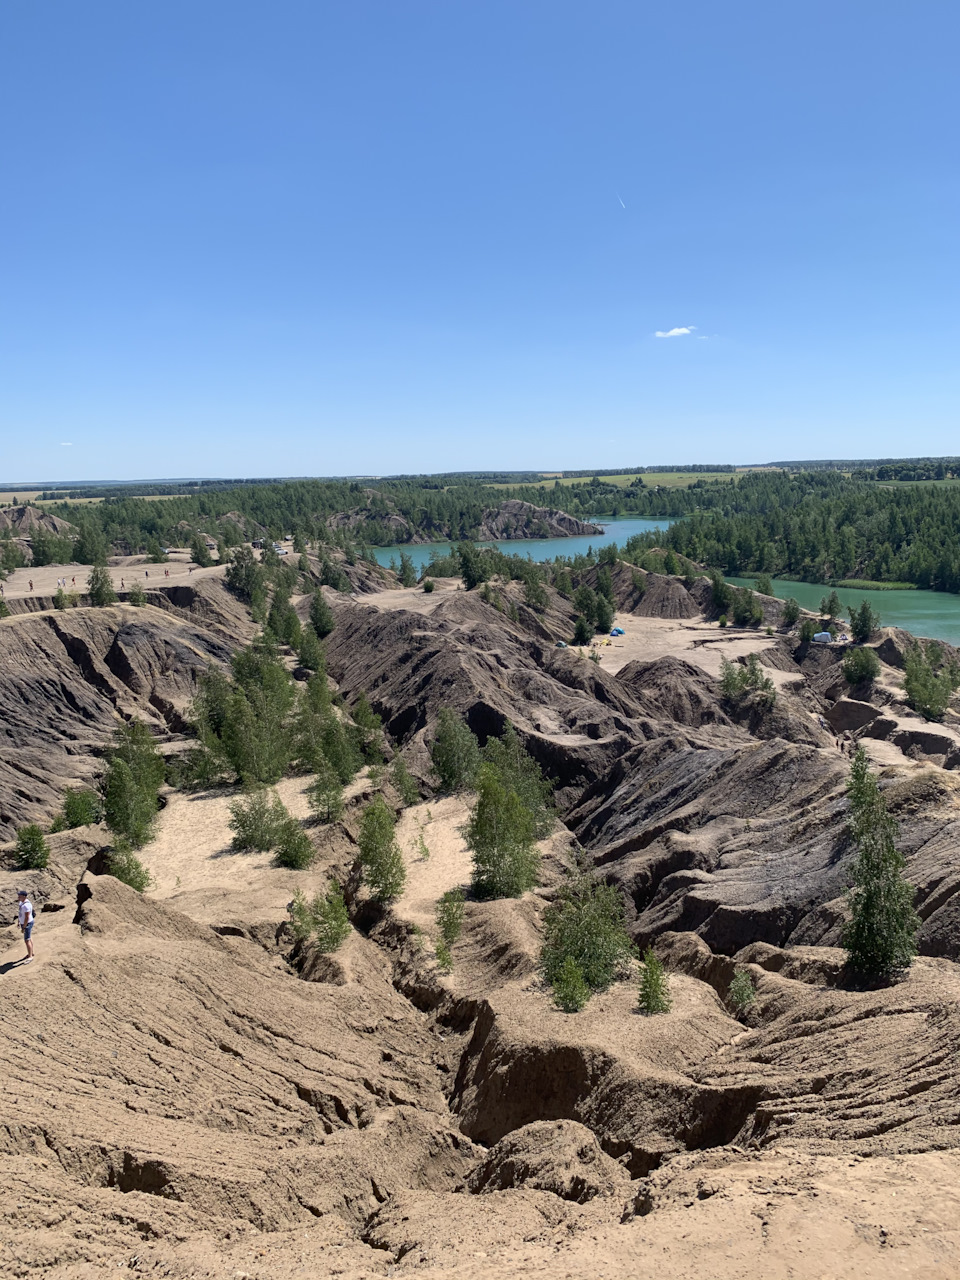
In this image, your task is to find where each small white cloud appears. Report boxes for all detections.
[60,441,72,446]
[654,326,696,338]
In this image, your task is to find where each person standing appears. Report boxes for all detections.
[17,890,34,964]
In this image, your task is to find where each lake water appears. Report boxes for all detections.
[370,517,674,574]
[728,577,960,646]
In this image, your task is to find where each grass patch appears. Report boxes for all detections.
[833,579,917,591]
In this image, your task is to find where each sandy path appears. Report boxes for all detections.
[395,797,473,936]
[1,552,227,600]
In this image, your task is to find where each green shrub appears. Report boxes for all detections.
[718,613,727,628]
[59,788,102,829]
[843,646,881,685]
[842,747,918,977]
[780,597,801,627]
[391,755,420,806]
[731,587,763,627]
[799,618,817,643]
[848,600,881,644]
[289,882,350,950]
[108,841,154,893]
[728,968,756,1012]
[552,956,590,1013]
[466,763,540,899]
[436,887,466,947]
[274,817,314,869]
[357,797,406,901]
[228,788,289,851]
[819,590,842,621]
[422,579,436,593]
[541,866,632,995]
[719,654,776,708]
[54,586,67,611]
[16,824,49,870]
[903,642,960,721]
[86,563,118,607]
[298,625,324,672]
[710,570,732,613]
[573,615,593,645]
[754,574,773,596]
[306,756,344,824]
[101,758,157,848]
[431,707,480,793]
[435,939,453,972]
[127,581,147,606]
[482,724,554,838]
[638,948,671,1014]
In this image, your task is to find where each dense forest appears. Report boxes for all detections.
[624,470,960,593]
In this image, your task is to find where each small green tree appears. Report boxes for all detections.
[357,797,406,901]
[849,600,880,644]
[466,763,540,899]
[53,586,68,611]
[16,823,49,870]
[289,883,351,950]
[391,755,420,806]
[108,841,154,892]
[436,887,466,947]
[228,788,289,851]
[719,654,776,708]
[731,587,763,627]
[190,536,213,567]
[780,597,801,627]
[274,816,315,869]
[422,579,436,593]
[593,594,615,634]
[540,865,632,996]
[572,615,593,645]
[431,708,481,793]
[903,642,960,720]
[398,551,417,588]
[799,617,817,643]
[728,968,756,1013]
[843,646,881,685]
[552,956,590,1013]
[87,564,118,607]
[842,747,918,978]
[710,570,732,613]
[59,788,102,829]
[101,758,157,847]
[482,724,554,837]
[307,755,344,824]
[127,580,147,606]
[819,590,842,621]
[638,948,671,1013]
[754,573,774,596]
[298,624,324,672]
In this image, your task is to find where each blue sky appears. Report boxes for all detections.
[2,1,959,481]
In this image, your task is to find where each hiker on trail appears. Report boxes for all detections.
[17,891,34,964]
[71,576,75,586]
[120,579,125,590]
[28,579,33,592]
[145,570,149,578]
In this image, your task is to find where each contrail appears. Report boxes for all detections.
[618,194,626,209]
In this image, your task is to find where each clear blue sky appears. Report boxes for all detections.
[2,2,959,481]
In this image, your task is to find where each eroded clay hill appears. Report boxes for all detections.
[5,565,960,1277]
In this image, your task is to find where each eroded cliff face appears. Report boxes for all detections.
[5,567,960,1278]
[0,581,253,838]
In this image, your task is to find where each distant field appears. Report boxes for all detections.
[0,491,43,505]
[489,470,741,492]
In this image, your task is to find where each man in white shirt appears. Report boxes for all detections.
[17,891,34,964]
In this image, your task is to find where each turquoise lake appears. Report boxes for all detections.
[370,517,674,574]
[728,577,960,646]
